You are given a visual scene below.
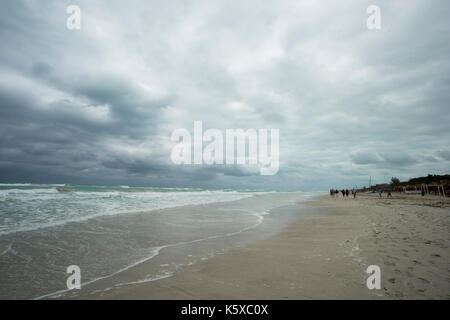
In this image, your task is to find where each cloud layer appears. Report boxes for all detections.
[0,0,449,190]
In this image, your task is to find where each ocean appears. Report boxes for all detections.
[0,183,322,299]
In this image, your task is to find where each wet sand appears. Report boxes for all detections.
[83,193,449,299]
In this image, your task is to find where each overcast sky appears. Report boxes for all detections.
[0,0,449,190]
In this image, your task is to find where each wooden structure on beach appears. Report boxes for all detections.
[402,183,448,197]
[356,175,450,197]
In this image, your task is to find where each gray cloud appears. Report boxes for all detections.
[350,152,382,165]
[380,153,418,166]
[0,0,449,190]
[437,150,450,161]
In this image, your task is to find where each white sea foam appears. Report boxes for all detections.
[0,188,58,195]
[0,187,255,235]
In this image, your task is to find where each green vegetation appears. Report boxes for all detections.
[390,177,400,186]
[397,174,450,186]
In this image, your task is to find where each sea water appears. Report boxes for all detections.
[0,183,322,299]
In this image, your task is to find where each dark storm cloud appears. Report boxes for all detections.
[31,62,53,77]
[437,150,450,161]
[351,151,418,167]
[0,0,449,190]
[381,153,418,166]
[350,152,382,165]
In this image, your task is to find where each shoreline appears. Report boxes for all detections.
[34,192,318,300]
[76,194,371,299]
[53,192,449,299]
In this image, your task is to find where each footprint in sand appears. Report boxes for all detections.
[416,289,426,294]
[406,282,415,289]
[385,260,396,266]
[418,277,430,284]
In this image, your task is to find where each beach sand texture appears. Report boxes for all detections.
[78,193,449,299]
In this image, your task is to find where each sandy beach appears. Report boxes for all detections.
[75,192,449,300]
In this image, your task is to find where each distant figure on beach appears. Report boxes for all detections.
[379,189,383,198]
[345,189,349,198]
[352,189,356,198]
[341,189,345,198]
[330,189,337,198]
[387,189,392,198]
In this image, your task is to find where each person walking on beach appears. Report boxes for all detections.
[379,189,383,198]
[352,189,356,198]
[387,189,392,198]
[341,189,345,198]
[345,189,349,198]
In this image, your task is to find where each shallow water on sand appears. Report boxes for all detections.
[0,187,322,299]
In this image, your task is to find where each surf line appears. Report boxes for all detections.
[33,209,268,299]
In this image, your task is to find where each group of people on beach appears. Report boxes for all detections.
[330,188,393,199]
[378,189,392,198]
[330,189,356,199]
